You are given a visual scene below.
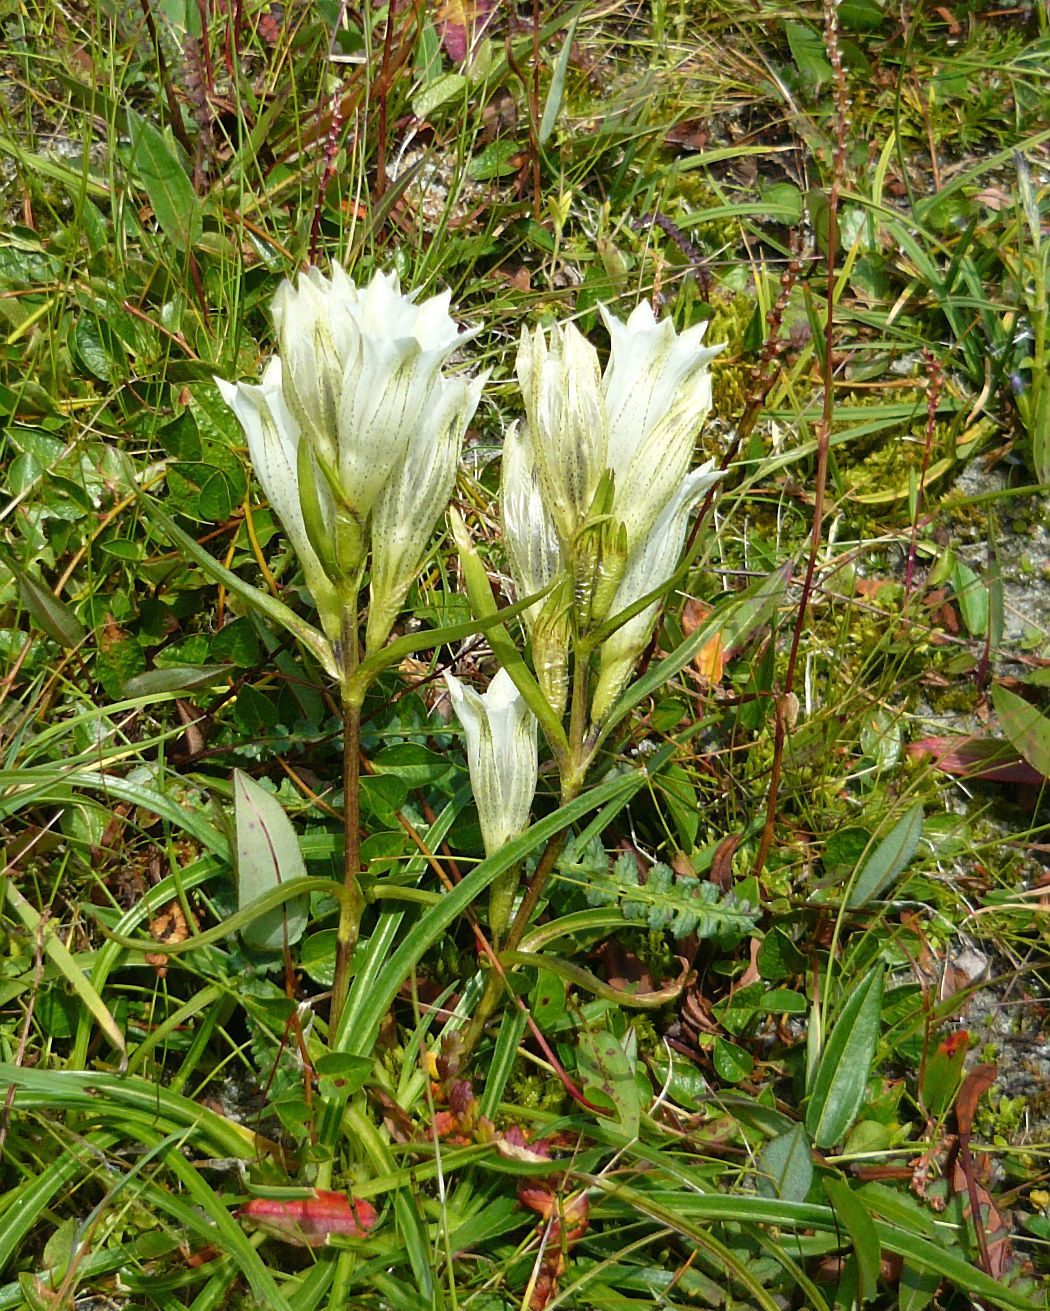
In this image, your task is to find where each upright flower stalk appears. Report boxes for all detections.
[218,266,482,1029]
[460,302,725,1059]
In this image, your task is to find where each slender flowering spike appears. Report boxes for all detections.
[366,371,485,655]
[445,668,538,857]
[591,462,724,724]
[214,360,343,641]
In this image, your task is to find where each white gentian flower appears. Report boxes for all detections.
[600,302,722,549]
[217,265,482,655]
[215,359,341,636]
[591,461,723,724]
[444,667,538,857]
[516,322,607,546]
[506,304,724,693]
[366,370,486,654]
[500,422,563,631]
[271,267,478,569]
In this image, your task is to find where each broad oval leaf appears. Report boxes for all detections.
[577,1026,640,1139]
[990,683,1050,778]
[805,967,884,1149]
[126,110,202,249]
[234,770,309,952]
[757,1122,813,1203]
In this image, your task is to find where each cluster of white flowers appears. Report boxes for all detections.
[218,267,722,859]
[216,267,483,656]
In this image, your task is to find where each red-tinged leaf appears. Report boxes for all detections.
[239,1191,378,1246]
[436,0,495,63]
[907,735,1045,784]
[956,1063,997,1136]
[920,1029,970,1119]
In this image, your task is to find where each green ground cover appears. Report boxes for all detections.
[1,1,1049,1307]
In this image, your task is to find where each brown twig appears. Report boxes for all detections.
[754,0,849,880]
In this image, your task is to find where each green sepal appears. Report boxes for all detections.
[296,436,342,582]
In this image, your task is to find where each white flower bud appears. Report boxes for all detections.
[444,668,538,857]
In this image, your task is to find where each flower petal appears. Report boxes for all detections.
[445,668,538,856]
[600,302,723,548]
[215,360,342,641]
[500,421,564,629]
[366,373,484,654]
[591,462,724,723]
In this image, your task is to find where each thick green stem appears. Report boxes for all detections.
[459,828,568,1059]
[330,608,365,1035]
[461,637,600,1058]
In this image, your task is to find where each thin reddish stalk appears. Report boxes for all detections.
[754,0,849,880]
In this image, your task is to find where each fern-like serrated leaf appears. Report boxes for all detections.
[581,855,758,942]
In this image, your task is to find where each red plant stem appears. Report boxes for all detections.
[754,0,849,880]
[373,1,397,199]
[905,348,942,597]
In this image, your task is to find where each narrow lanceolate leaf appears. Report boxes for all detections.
[990,683,1050,778]
[4,882,126,1065]
[823,1177,881,1305]
[234,770,309,952]
[125,109,202,249]
[806,967,884,1149]
[847,801,924,909]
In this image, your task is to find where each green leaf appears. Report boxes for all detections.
[784,21,833,87]
[577,1025,640,1138]
[371,743,453,789]
[713,1036,753,1083]
[655,762,699,849]
[847,801,924,908]
[126,110,202,249]
[757,926,806,980]
[600,562,792,744]
[583,852,758,940]
[133,479,339,679]
[823,1178,881,1304]
[7,558,85,648]
[4,882,126,1064]
[898,1259,940,1311]
[234,770,309,952]
[952,559,987,636]
[411,71,467,119]
[805,968,884,1148]
[757,1123,813,1203]
[74,316,127,382]
[539,14,578,144]
[122,665,231,696]
[990,683,1050,777]
[197,468,235,521]
[335,760,663,1055]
